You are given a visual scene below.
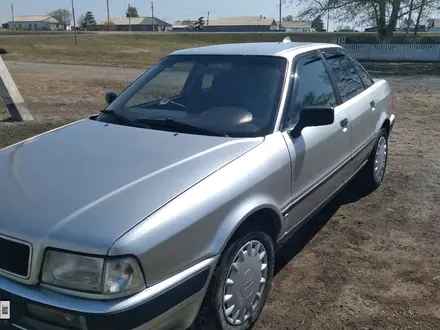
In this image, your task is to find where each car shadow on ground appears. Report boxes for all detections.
[274,181,371,276]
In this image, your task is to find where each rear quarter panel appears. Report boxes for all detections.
[370,79,392,134]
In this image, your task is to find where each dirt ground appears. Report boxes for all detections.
[1,62,440,329]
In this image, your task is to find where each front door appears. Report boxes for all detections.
[280,51,352,232]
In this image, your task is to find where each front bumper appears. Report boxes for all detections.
[0,257,217,330]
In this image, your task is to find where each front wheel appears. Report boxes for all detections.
[357,128,389,191]
[192,229,275,330]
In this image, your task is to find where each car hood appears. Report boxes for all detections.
[0,119,262,254]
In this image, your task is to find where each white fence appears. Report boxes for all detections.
[342,44,440,62]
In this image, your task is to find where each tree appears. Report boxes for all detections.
[283,15,295,21]
[83,11,97,29]
[126,6,140,17]
[49,9,72,30]
[77,14,86,30]
[400,17,415,28]
[311,15,325,31]
[194,16,205,30]
[295,0,440,43]
[103,20,116,31]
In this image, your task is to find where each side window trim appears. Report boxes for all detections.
[280,50,339,131]
[318,50,342,105]
[280,50,319,131]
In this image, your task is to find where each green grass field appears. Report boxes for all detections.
[1,32,440,69]
[0,30,89,36]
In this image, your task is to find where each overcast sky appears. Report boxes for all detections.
[1,0,338,30]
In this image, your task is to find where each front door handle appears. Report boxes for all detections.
[340,118,349,128]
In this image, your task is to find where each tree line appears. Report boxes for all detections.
[295,0,440,42]
[49,6,142,30]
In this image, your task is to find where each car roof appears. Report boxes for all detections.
[170,42,341,57]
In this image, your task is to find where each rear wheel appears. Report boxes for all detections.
[192,229,275,330]
[357,128,388,191]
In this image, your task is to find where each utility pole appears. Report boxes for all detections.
[71,0,78,44]
[207,11,210,25]
[279,0,282,31]
[151,2,156,32]
[106,0,110,31]
[11,4,16,31]
[327,9,330,32]
[128,4,131,31]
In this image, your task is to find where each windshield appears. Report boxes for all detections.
[98,55,287,137]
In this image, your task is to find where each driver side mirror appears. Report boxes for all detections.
[105,92,118,105]
[290,106,335,138]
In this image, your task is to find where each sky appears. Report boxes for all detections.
[0,0,337,30]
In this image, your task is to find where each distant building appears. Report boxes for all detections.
[202,16,278,32]
[172,20,197,32]
[282,21,313,32]
[364,26,378,32]
[97,17,172,32]
[8,15,61,30]
[427,19,440,32]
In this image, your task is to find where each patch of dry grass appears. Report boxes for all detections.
[1,81,440,329]
[8,74,128,121]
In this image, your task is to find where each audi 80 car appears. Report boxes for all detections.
[0,40,394,330]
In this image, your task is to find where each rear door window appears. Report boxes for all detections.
[324,51,365,103]
[345,53,375,89]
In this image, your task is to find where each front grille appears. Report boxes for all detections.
[0,236,31,277]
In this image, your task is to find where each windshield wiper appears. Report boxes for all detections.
[100,110,150,128]
[136,118,229,137]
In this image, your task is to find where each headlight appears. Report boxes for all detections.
[41,250,145,296]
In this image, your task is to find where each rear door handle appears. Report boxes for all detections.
[370,100,376,110]
[340,118,349,128]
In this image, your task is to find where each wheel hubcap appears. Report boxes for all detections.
[374,136,387,182]
[222,240,268,326]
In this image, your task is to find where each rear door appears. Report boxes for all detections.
[321,48,376,170]
[345,51,385,134]
[281,51,352,231]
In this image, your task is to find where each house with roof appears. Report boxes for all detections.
[172,20,197,32]
[8,15,61,30]
[202,16,278,32]
[282,21,313,32]
[97,17,172,32]
[427,19,440,32]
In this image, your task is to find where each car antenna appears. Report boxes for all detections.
[282,36,291,43]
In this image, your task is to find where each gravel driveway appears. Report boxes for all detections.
[6,60,440,94]
[5,61,143,81]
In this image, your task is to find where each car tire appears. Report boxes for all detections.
[357,128,389,191]
[192,228,275,330]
